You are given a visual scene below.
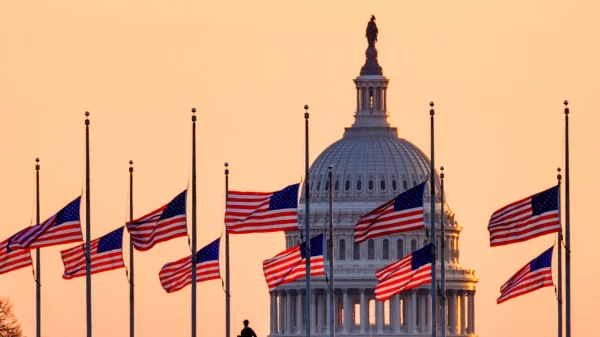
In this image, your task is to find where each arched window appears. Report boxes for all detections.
[380,180,386,190]
[396,239,404,259]
[326,239,332,260]
[339,239,346,260]
[345,180,351,191]
[353,242,360,260]
[392,180,398,190]
[368,180,374,190]
[423,239,428,248]
[413,180,417,187]
[316,180,321,191]
[403,180,408,190]
[411,239,417,253]
[368,239,375,260]
[325,180,330,191]
[383,239,389,260]
[356,180,362,190]
[335,180,340,191]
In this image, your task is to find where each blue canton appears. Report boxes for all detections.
[196,238,220,263]
[531,185,559,216]
[160,190,187,220]
[394,181,426,211]
[269,184,299,211]
[411,243,432,270]
[56,196,81,226]
[97,227,124,253]
[530,246,553,271]
[300,233,324,259]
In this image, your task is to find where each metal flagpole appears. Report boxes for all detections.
[35,158,41,337]
[557,168,563,337]
[191,108,198,337]
[225,162,230,337]
[440,166,445,337]
[129,160,134,337]
[563,101,571,337]
[85,111,92,337]
[304,104,311,337]
[429,102,437,337]
[328,165,334,337]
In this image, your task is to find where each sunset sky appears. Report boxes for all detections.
[1,1,599,336]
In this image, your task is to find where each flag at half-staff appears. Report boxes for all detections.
[374,243,432,301]
[61,226,125,279]
[225,183,299,234]
[0,229,33,275]
[488,185,561,247]
[126,190,187,251]
[13,196,83,249]
[263,233,324,292]
[159,238,220,293]
[497,246,554,304]
[354,181,426,244]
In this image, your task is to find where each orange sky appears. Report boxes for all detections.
[1,1,599,336]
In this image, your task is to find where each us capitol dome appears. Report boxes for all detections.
[267,17,478,337]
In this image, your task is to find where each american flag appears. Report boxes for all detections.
[13,196,82,249]
[263,233,324,292]
[497,246,554,304]
[488,185,561,247]
[225,184,299,234]
[374,243,432,301]
[60,226,125,280]
[126,190,187,251]
[0,229,32,275]
[159,238,220,293]
[354,181,426,244]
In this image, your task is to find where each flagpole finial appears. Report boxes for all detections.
[35,157,40,170]
[304,104,309,119]
[564,100,569,114]
[85,111,90,125]
[224,162,229,175]
[557,167,562,182]
[129,160,133,173]
[429,101,435,115]
[129,160,133,165]
[191,107,196,121]
[440,166,444,179]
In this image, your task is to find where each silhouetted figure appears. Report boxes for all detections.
[366,15,378,47]
[238,319,257,337]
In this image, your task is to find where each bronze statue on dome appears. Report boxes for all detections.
[366,15,378,48]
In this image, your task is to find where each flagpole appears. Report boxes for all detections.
[191,108,197,337]
[129,160,134,337]
[85,111,92,337]
[439,166,445,337]
[557,168,563,337]
[563,100,571,337]
[35,158,41,337]
[328,165,334,337]
[429,102,436,337]
[225,162,230,337]
[304,104,311,337]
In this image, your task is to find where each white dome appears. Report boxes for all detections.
[305,132,442,204]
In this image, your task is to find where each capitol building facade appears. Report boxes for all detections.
[267,20,478,337]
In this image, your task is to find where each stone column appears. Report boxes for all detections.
[419,293,426,334]
[360,289,367,333]
[285,291,292,334]
[278,292,285,335]
[448,290,455,335]
[392,295,400,333]
[459,291,466,335]
[270,292,277,334]
[469,290,475,334]
[310,291,316,334]
[411,290,417,334]
[342,289,350,333]
[383,87,387,112]
[296,291,303,334]
[376,299,383,333]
